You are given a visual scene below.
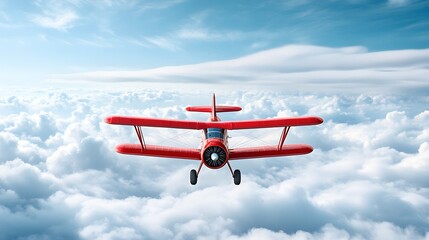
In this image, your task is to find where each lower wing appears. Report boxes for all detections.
[115,144,201,160]
[229,144,313,160]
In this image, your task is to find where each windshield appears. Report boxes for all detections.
[207,128,224,139]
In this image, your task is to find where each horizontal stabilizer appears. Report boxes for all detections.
[186,106,242,113]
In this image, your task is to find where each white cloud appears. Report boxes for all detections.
[0,159,59,199]
[32,9,79,31]
[46,136,114,176]
[0,90,428,239]
[53,45,429,95]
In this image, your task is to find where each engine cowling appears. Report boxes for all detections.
[201,141,228,169]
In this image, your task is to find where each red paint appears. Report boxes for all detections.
[105,93,323,181]
[116,144,200,160]
[104,115,323,130]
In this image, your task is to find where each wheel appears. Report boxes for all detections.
[190,169,198,185]
[233,169,241,185]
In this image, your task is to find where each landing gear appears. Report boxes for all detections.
[233,169,241,185]
[190,161,241,185]
[227,162,241,185]
[190,161,204,185]
[190,169,197,185]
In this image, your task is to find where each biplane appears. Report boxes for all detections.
[105,94,323,185]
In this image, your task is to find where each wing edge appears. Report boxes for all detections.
[229,144,313,160]
[115,144,201,160]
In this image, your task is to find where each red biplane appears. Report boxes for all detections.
[105,94,323,185]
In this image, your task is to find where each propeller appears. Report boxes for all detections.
[203,146,227,167]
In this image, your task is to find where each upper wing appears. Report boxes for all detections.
[105,116,204,129]
[220,116,323,130]
[116,144,201,160]
[229,144,313,160]
[105,116,323,130]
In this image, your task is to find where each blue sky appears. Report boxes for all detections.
[1,0,429,87]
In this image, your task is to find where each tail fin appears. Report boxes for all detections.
[211,93,217,121]
[185,93,241,121]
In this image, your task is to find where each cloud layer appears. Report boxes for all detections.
[0,90,428,239]
[53,45,429,94]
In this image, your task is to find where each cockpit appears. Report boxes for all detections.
[206,128,224,139]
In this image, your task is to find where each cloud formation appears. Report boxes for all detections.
[53,45,429,94]
[0,90,428,239]
[31,7,79,31]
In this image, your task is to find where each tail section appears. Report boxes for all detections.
[212,93,217,121]
[185,93,242,121]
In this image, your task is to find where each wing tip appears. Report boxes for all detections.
[285,144,313,154]
[115,144,125,153]
[105,116,114,124]
[315,116,324,125]
[115,144,141,154]
[304,145,314,154]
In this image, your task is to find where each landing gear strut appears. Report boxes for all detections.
[191,161,241,185]
[227,162,241,185]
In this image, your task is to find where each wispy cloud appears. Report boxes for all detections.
[127,30,187,51]
[388,0,410,7]
[138,0,187,12]
[176,27,244,41]
[31,9,79,31]
[75,35,113,48]
[128,38,150,48]
[53,44,429,95]
[175,11,245,41]
[144,36,181,52]
[250,41,269,50]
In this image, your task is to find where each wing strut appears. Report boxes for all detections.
[278,126,290,150]
[133,126,146,151]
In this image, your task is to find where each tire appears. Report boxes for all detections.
[233,169,241,185]
[190,169,198,185]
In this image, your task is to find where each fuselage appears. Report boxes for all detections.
[200,117,229,169]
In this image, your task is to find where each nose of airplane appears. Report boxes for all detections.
[211,152,219,161]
